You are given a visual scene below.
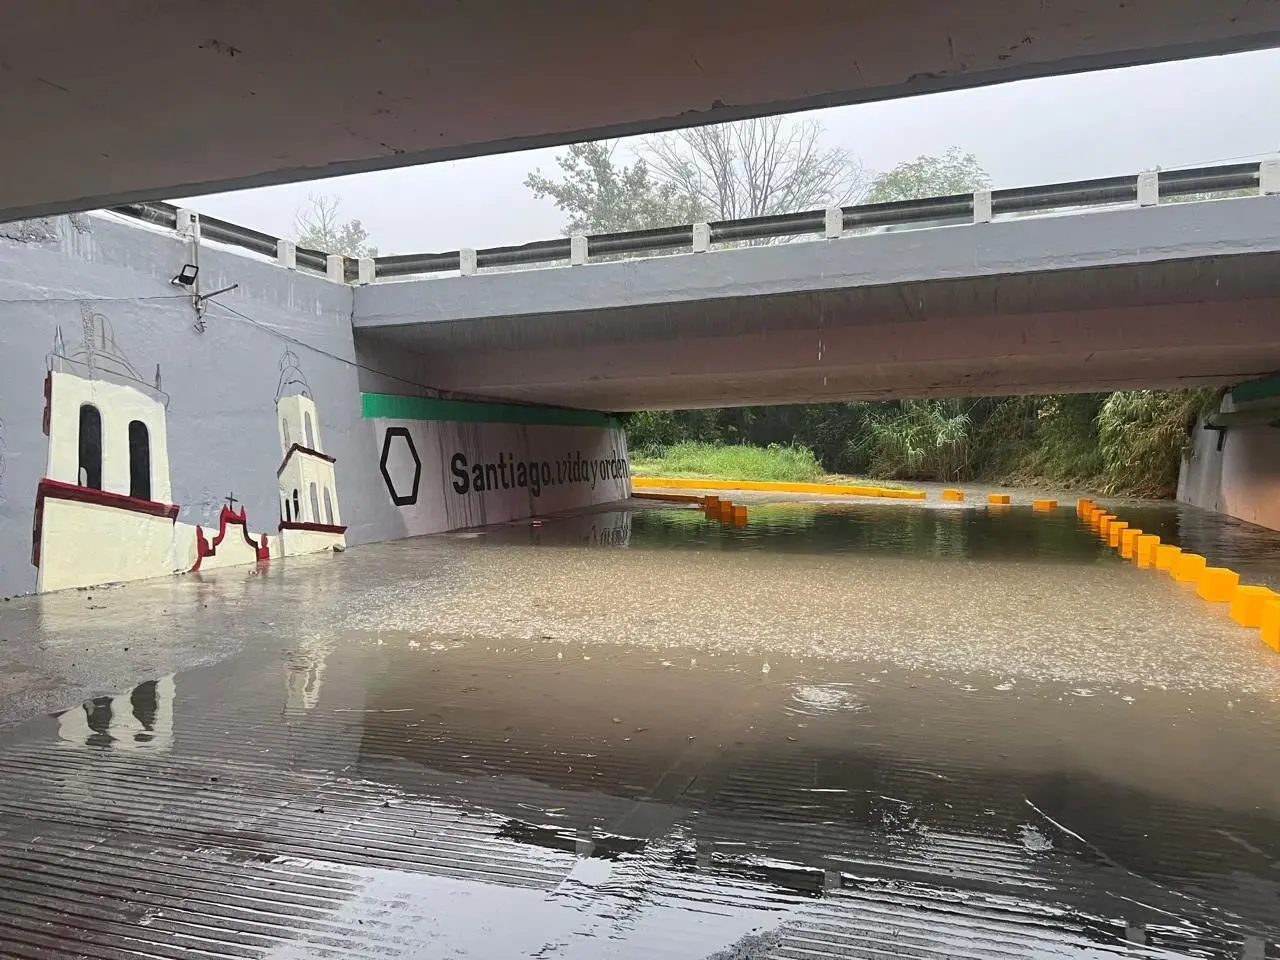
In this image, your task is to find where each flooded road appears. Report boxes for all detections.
[1,499,1279,958]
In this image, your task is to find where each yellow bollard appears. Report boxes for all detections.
[1108,521,1129,548]
[942,488,964,501]
[1230,585,1278,628]
[1173,553,1206,583]
[732,505,748,525]
[718,500,736,522]
[1097,515,1114,536]
[1136,534,1160,568]
[1076,498,1093,516]
[1154,543,1182,572]
[703,495,720,513]
[1196,566,1240,602]
[1033,499,1058,511]
[987,493,1011,505]
[1120,527,1141,559]
[1259,598,1280,651]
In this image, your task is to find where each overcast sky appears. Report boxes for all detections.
[177,48,1280,256]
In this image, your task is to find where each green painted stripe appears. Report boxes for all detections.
[361,392,619,429]
[1231,373,1280,404]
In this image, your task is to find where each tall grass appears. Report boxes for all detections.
[856,399,973,480]
[1097,389,1212,497]
[631,442,825,483]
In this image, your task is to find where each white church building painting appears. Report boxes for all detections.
[31,312,345,594]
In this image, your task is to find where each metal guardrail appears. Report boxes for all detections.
[110,161,1272,283]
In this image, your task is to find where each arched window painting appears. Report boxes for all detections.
[78,404,102,489]
[323,488,334,525]
[128,420,151,500]
[309,483,320,523]
[281,418,291,453]
[292,489,300,520]
[304,412,315,450]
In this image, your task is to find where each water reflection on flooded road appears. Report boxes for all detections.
[1,499,1279,958]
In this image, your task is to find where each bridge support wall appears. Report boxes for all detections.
[1179,394,1280,532]
[0,214,627,598]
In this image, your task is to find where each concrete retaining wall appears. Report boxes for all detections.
[0,214,628,597]
[1179,395,1280,532]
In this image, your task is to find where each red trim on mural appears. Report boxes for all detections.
[42,373,51,436]
[31,478,180,568]
[192,505,271,571]
[278,521,348,534]
[276,443,337,477]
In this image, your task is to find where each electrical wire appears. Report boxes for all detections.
[201,296,446,397]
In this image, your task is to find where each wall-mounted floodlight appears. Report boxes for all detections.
[171,264,199,287]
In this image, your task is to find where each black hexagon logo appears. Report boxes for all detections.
[380,427,421,507]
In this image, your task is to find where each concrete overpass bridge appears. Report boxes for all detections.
[329,163,1280,410]
[5,2,1280,222]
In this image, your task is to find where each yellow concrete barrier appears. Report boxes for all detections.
[1120,527,1141,558]
[942,488,964,502]
[1230,585,1278,628]
[1098,515,1116,537]
[1260,598,1280,651]
[1136,534,1160,568]
[1108,521,1128,548]
[631,476,923,498]
[1076,498,1093,516]
[704,495,720,511]
[987,493,1011,505]
[1173,552,1206,583]
[1154,544,1182,571]
[1032,499,1058,511]
[1195,566,1240,602]
[732,505,748,524]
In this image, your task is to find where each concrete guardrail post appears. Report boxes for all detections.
[1261,157,1280,195]
[460,248,477,275]
[357,257,375,285]
[824,206,843,239]
[692,223,710,253]
[325,254,344,282]
[276,239,297,270]
[570,235,587,266]
[972,189,992,224]
[1136,171,1159,207]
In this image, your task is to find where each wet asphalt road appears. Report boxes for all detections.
[0,499,1278,958]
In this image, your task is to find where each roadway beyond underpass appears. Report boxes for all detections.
[0,495,1277,958]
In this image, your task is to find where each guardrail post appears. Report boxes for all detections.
[570,235,587,265]
[460,248,478,276]
[357,257,375,285]
[972,189,992,224]
[325,254,344,282]
[1136,171,1159,207]
[692,223,710,253]
[276,239,297,270]
[175,208,200,240]
[824,206,843,239]
[1260,158,1280,195]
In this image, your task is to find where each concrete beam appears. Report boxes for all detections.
[4,1,1280,221]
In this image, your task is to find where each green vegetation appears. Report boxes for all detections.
[624,389,1217,498]
[630,442,825,483]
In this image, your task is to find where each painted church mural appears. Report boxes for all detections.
[31,311,346,594]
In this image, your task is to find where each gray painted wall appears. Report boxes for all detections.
[1179,397,1280,531]
[0,212,632,597]
[0,212,395,597]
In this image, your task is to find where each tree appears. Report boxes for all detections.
[294,194,378,257]
[524,141,708,234]
[864,147,990,203]
[642,117,863,221]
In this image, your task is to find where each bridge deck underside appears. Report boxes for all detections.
[354,253,1280,410]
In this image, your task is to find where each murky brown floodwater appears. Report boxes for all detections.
[1,498,1279,958]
